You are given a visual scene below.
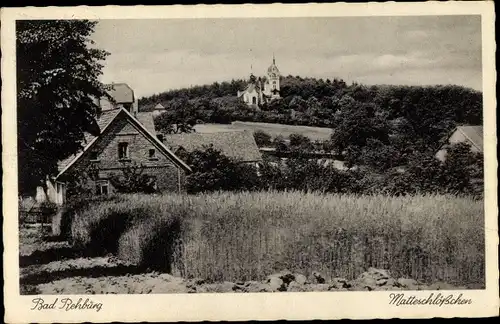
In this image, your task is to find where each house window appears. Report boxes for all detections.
[149,148,157,159]
[252,97,257,105]
[118,142,129,160]
[89,151,99,161]
[96,180,109,195]
[149,176,158,191]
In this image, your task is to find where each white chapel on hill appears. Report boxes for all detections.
[237,55,281,107]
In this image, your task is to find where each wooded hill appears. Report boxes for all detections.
[139,75,482,154]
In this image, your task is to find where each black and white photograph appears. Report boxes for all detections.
[2,2,498,322]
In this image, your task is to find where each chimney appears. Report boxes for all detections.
[133,98,139,117]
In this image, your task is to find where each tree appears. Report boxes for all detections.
[442,143,484,195]
[330,101,390,155]
[183,145,260,193]
[154,98,197,134]
[289,133,314,152]
[17,20,110,195]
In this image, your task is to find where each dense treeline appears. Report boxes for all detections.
[178,144,484,198]
[147,75,481,162]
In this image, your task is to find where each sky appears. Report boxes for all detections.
[91,16,482,98]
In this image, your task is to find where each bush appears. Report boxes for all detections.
[289,133,314,151]
[375,144,484,198]
[259,158,367,194]
[184,145,261,193]
[253,130,272,147]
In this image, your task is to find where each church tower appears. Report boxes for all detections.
[265,54,281,100]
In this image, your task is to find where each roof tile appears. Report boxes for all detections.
[457,125,483,152]
[163,130,262,162]
[57,109,121,172]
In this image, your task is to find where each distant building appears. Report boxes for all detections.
[237,55,281,107]
[435,125,484,162]
[152,103,166,117]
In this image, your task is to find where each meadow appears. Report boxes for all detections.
[69,191,485,286]
[193,121,333,142]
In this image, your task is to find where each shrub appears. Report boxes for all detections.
[289,133,314,151]
[259,158,368,194]
[253,130,272,147]
[273,135,288,153]
[184,145,261,193]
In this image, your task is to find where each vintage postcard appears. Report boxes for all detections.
[2,2,498,322]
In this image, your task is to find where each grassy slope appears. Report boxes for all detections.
[194,121,333,141]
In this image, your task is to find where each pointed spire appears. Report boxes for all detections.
[273,53,275,65]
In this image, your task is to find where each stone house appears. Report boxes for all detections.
[44,84,191,205]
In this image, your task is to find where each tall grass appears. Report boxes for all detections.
[70,191,484,285]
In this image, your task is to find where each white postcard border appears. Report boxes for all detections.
[2,2,498,322]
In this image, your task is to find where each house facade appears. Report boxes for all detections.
[44,84,191,205]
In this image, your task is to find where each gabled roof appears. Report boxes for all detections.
[106,83,134,103]
[455,125,483,152]
[241,83,261,94]
[56,108,191,179]
[57,109,121,172]
[154,103,165,110]
[163,130,263,162]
